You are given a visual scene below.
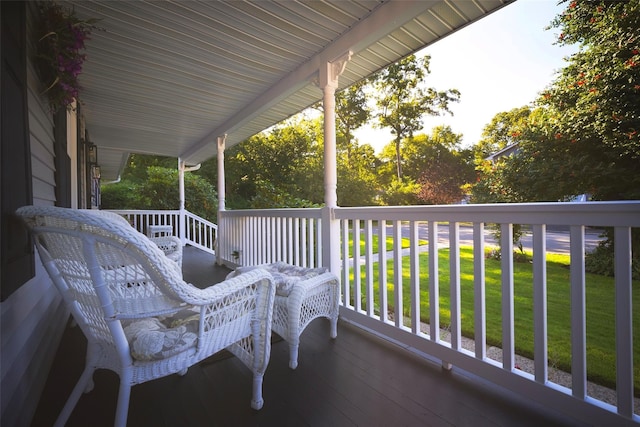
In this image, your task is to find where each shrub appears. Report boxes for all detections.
[586,238,640,281]
[101,181,142,209]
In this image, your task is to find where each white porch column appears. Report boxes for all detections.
[217,135,226,211]
[178,158,186,210]
[318,52,351,273]
[178,158,201,245]
[178,158,186,245]
[216,135,226,264]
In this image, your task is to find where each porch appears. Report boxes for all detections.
[231,202,638,427]
[31,201,640,426]
[7,2,638,426]
[32,246,581,427]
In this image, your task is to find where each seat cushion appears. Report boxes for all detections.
[229,262,328,297]
[122,308,199,361]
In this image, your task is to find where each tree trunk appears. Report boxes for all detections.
[395,137,402,179]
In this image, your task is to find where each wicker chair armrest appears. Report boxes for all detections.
[181,269,275,307]
[194,268,276,375]
[299,271,338,288]
[112,296,190,320]
[285,271,338,298]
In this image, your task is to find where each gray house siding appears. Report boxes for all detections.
[1,3,68,426]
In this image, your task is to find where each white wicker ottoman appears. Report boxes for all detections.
[227,262,339,369]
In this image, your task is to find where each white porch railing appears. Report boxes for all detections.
[182,210,217,254]
[219,201,640,426]
[218,208,322,268]
[109,209,217,255]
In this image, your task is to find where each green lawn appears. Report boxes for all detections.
[346,232,427,258]
[349,245,640,394]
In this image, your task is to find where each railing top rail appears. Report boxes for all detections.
[109,209,181,215]
[335,201,640,227]
[183,210,216,223]
[220,208,322,219]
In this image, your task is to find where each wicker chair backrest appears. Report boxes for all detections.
[16,206,190,325]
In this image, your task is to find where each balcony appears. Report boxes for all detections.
[34,202,640,425]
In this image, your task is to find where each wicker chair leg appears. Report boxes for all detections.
[84,376,95,393]
[114,373,132,427]
[53,366,95,427]
[251,373,265,410]
[288,340,300,370]
[330,316,338,339]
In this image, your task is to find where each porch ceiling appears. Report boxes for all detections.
[65,0,513,181]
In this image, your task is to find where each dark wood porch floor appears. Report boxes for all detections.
[31,246,585,427]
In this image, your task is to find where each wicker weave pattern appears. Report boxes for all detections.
[85,209,183,267]
[229,263,339,369]
[149,236,183,266]
[16,205,275,427]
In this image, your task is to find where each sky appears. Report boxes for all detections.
[354,0,579,152]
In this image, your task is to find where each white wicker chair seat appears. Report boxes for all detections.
[228,261,339,369]
[16,205,276,427]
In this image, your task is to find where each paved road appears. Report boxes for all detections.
[381,224,603,255]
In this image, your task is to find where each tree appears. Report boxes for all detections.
[334,88,381,206]
[407,127,475,205]
[248,180,320,209]
[470,1,640,276]
[402,126,463,178]
[102,164,218,221]
[101,180,141,209]
[335,80,371,163]
[217,118,319,208]
[389,126,476,205]
[291,116,380,207]
[473,106,532,161]
[379,177,421,206]
[533,0,640,201]
[472,153,530,204]
[473,1,640,202]
[337,143,380,206]
[121,154,176,183]
[470,107,541,203]
[370,54,460,180]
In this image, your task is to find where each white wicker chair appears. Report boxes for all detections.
[228,262,339,369]
[16,205,275,427]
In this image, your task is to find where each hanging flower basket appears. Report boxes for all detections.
[35,1,101,113]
